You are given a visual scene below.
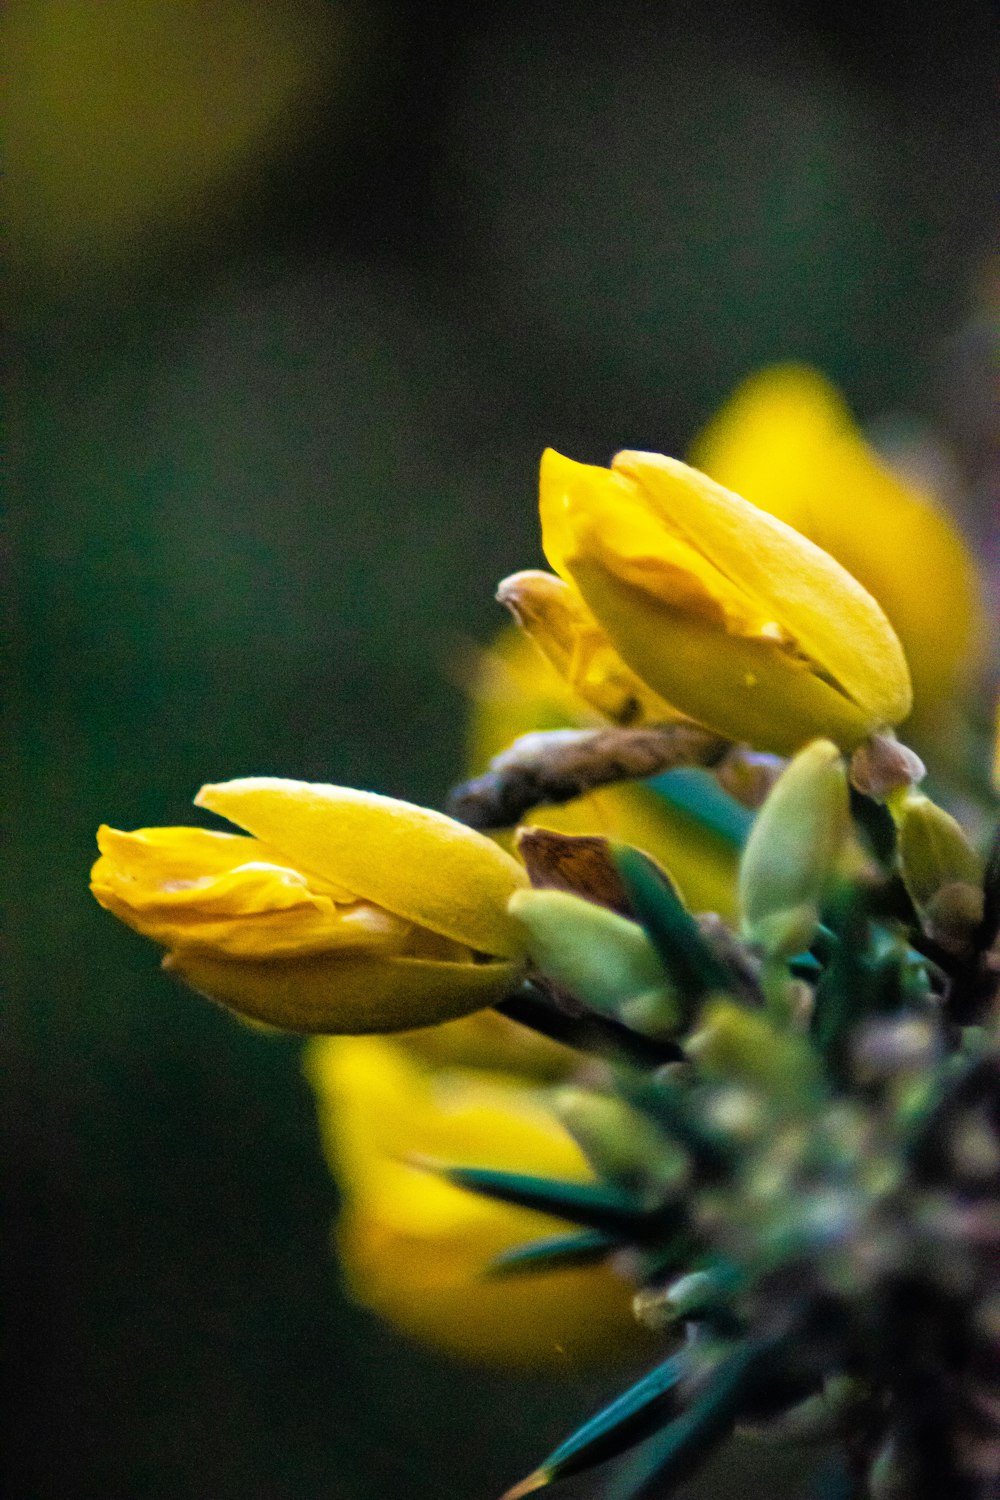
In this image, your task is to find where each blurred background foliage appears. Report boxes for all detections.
[6,1,998,1496]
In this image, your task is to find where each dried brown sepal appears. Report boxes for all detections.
[515,827,635,917]
[447,724,730,830]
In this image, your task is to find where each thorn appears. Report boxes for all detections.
[500,1469,549,1500]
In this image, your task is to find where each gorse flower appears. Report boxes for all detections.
[92,777,528,1031]
[533,445,912,754]
[305,1033,651,1367]
[691,364,986,747]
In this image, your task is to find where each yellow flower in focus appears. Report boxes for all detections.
[690,366,985,745]
[305,1034,652,1367]
[496,569,683,726]
[538,446,912,756]
[91,778,528,1032]
[467,625,739,917]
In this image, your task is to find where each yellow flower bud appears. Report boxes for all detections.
[305,1035,652,1367]
[691,365,985,746]
[538,446,912,755]
[738,740,851,955]
[91,778,528,1032]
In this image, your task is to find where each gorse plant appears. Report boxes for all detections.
[92,367,999,1499]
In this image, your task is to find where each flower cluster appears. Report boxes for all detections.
[92,367,998,1498]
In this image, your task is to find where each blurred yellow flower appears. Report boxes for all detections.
[690,365,985,747]
[6,0,343,269]
[396,1006,578,1082]
[537,446,911,756]
[305,1034,652,1367]
[91,777,527,1032]
[467,625,739,917]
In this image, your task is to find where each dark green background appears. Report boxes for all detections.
[8,2,997,1496]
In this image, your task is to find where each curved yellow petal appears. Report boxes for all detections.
[165,949,524,1033]
[541,447,747,629]
[570,556,871,754]
[691,365,984,735]
[306,1036,652,1367]
[497,569,683,725]
[92,822,354,898]
[610,450,912,727]
[195,778,529,958]
[91,825,412,959]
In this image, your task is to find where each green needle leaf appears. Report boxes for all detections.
[646,768,754,848]
[617,1073,734,1179]
[607,1337,783,1500]
[612,845,733,1019]
[500,1350,690,1498]
[485,1230,620,1277]
[429,1164,649,1236]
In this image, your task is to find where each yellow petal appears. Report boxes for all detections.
[93,823,354,899]
[395,1008,577,1081]
[166,948,523,1032]
[569,555,871,753]
[306,1036,652,1367]
[611,450,912,727]
[195,778,529,958]
[91,824,388,958]
[541,447,749,630]
[497,569,683,725]
[691,365,984,735]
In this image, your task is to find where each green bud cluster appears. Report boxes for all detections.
[448,742,1000,1500]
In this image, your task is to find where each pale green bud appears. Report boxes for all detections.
[553,1087,685,1190]
[507,888,677,1027]
[738,738,851,955]
[687,1000,823,1106]
[892,790,983,913]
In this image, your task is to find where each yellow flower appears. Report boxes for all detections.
[496,568,683,726]
[537,445,912,756]
[690,365,985,745]
[467,624,740,916]
[91,777,528,1032]
[305,1034,652,1367]
[395,1006,578,1082]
